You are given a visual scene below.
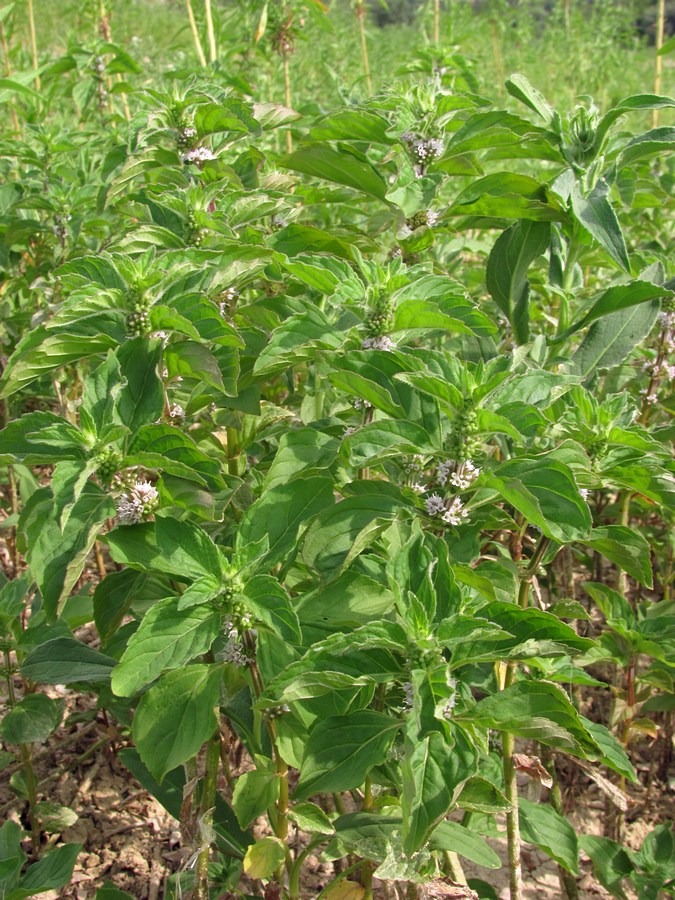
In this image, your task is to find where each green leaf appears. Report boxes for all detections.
[0,694,62,744]
[21,638,117,684]
[485,221,550,344]
[429,820,501,869]
[505,74,558,126]
[571,181,630,273]
[573,300,660,376]
[264,428,339,490]
[115,338,165,431]
[450,173,562,221]
[0,330,117,398]
[579,718,638,783]
[243,836,286,879]
[154,516,222,580]
[237,475,334,569]
[194,99,260,136]
[519,798,579,874]
[485,457,591,542]
[232,769,279,828]
[243,576,301,642]
[111,597,221,697]
[305,109,392,144]
[281,144,387,200]
[582,526,653,588]
[465,681,600,756]
[288,802,335,835]
[132,664,222,781]
[402,729,477,855]
[0,412,88,464]
[457,777,511,814]
[164,341,226,393]
[294,711,401,801]
[568,280,673,335]
[12,843,81,899]
[302,492,407,577]
[22,486,116,620]
[579,834,633,896]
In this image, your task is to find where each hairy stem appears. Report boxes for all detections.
[194,732,221,900]
[4,651,40,856]
[542,749,579,899]
[502,535,551,900]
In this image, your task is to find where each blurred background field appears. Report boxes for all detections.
[4,1,673,119]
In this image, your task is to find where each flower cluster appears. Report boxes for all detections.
[405,209,439,231]
[116,480,159,525]
[362,335,395,351]
[183,146,217,167]
[425,493,469,526]
[353,397,372,410]
[436,459,480,489]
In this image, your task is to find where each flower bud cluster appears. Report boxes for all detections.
[184,209,208,247]
[125,285,153,338]
[363,291,395,350]
[405,209,439,230]
[263,704,291,720]
[449,399,480,461]
[96,447,123,486]
[425,493,469,526]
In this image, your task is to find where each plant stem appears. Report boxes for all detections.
[355,2,372,94]
[616,491,632,595]
[502,535,551,900]
[26,0,40,91]
[433,0,440,44]
[653,0,665,127]
[194,732,220,900]
[185,0,207,67]
[4,650,40,856]
[283,54,293,153]
[225,426,239,476]
[361,775,374,898]
[204,0,217,63]
[542,749,578,900]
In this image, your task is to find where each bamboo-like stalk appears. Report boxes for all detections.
[283,54,293,153]
[98,1,131,122]
[433,0,440,44]
[26,0,40,91]
[204,0,217,63]
[653,0,665,127]
[186,0,207,67]
[355,2,372,95]
[0,16,21,134]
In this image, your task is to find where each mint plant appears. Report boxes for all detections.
[0,5,674,898]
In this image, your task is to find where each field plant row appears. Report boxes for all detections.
[0,1,674,898]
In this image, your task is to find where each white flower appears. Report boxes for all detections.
[411,482,426,494]
[353,397,372,410]
[426,210,439,227]
[116,480,159,525]
[362,335,395,351]
[183,146,217,165]
[169,403,184,419]
[342,426,357,439]
[425,493,445,516]
[442,496,469,526]
[579,488,590,500]
[402,681,414,710]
